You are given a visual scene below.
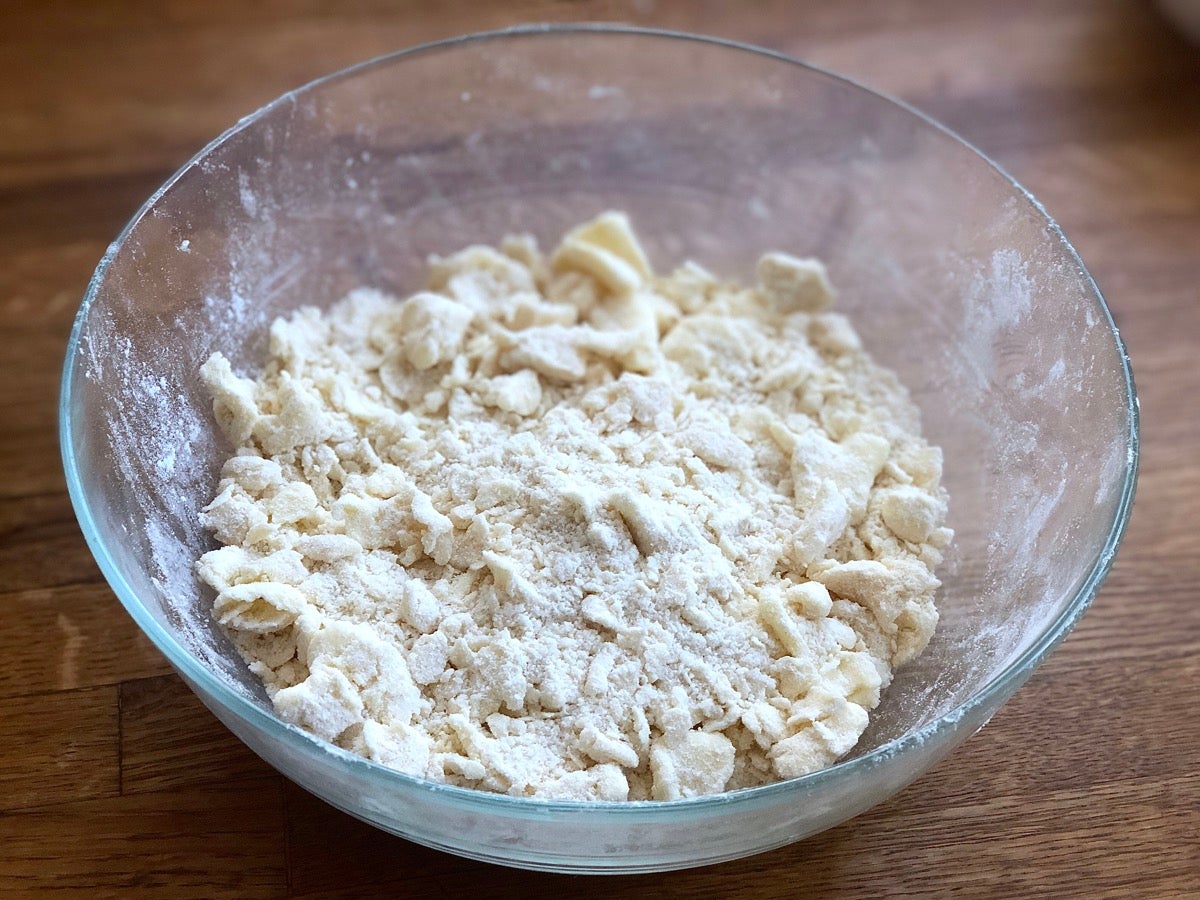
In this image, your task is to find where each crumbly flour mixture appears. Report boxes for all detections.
[196,212,951,801]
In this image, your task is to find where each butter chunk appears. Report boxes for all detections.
[578,725,641,769]
[477,370,542,416]
[199,353,259,444]
[756,252,835,313]
[398,292,474,369]
[360,720,431,776]
[770,682,870,779]
[650,731,737,800]
[212,581,308,633]
[879,484,944,543]
[274,664,364,742]
[552,211,653,295]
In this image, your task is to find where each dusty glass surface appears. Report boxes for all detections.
[61,27,1137,873]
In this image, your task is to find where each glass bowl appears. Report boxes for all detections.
[60,26,1137,874]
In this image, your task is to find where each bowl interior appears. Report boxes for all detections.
[64,29,1135,783]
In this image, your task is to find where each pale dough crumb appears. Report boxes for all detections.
[196,212,952,801]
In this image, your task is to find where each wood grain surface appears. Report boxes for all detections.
[2,1,1198,896]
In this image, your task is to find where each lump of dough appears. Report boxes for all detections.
[650,730,737,800]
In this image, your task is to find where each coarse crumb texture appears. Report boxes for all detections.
[196,212,951,801]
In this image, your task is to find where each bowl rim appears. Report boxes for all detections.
[59,23,1140,816]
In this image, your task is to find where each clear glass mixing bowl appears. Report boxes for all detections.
[60,26,1138,873]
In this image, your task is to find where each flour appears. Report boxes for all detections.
[195,212,951,800]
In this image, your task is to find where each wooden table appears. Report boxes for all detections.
[2,2,1197,896]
